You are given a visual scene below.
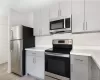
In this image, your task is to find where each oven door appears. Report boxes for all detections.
[45,52,70,78]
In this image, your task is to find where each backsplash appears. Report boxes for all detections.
[36,33,100,49]
[36,35,52,47]
[73,33,100,46]
[35,33,72,47]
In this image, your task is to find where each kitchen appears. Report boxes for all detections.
[0,0,100,80]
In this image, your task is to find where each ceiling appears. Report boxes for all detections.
[0,0,62,15]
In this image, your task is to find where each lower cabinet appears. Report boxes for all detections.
[35,57,44,79]
[26,55,36,76]
[71,55,92,80]
[91,58,100,80]
[26,50,44,79]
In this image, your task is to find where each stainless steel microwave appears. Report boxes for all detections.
[50,18,71,34]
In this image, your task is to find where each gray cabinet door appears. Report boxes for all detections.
[41,7,50,36]
[71,55,89,80]
[91,59,100,80]
[34,9,41,36]
[49,3,59,19]
[85,0,100,32]
[26,51,44,79]
[26,55,36,76]
[60,0,71,17]
[35,57,44,79]
[72,0,85,33]
[11,40,23,75]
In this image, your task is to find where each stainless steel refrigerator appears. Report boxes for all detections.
[10,25,35,76]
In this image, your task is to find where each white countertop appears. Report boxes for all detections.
[26,47,100,69]
[71,49,100,69]
[25,47,51,52]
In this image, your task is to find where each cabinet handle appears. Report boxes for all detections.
[71,64,73,72]
[59,10,61,16]
[35,57,36,63]
[33,57,36,63]
[39,28,42,36]
[75,59,83,62]
[39,29,40,35]
[33,58,35,63]
[58,10,60,17]
[86,22,87,30]
[11,30,13,40]
[41,29,42,35]
[83,22,85,30]
[58,2,61,17]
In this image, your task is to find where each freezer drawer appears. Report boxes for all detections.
[11,26,23,40]
[11,40,23,76]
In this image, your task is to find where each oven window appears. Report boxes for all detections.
[50,19,64,30]
[48,59,65,75]
[45,55,70,78]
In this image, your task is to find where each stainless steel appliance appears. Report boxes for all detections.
[45,39,72,80]
[10,25,35,76]
[50,17,71,34]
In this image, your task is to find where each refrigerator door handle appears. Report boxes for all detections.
[10,41,13,51]
[10,42,12,51]
[11,30,13,40]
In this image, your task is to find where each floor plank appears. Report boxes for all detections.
[0,63,20,80]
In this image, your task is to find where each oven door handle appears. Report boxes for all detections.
[45,52,70,58]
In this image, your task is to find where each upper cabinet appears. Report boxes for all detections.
[34,7,50,36]
[41,7,50,36]
[49,3,59,19]
[34,9,41,36]
[60,0,71,17]
[72,0,85,33]
[85,0,100,31]
[72,0,100,33]
[49,0,71,20]
[34,0,100,35]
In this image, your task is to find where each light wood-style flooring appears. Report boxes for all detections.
[0,63,20,80]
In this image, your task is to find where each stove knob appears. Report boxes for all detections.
[68,40,72,44]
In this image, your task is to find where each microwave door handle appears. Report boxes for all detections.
[45,52,69,58]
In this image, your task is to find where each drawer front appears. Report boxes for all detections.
[73,55,88,65]
[26,50,44,57]
[26,50,36,56]
[35,51,44,57]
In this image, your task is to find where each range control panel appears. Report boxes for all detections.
[53,39,73,45]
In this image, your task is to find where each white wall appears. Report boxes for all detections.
[0,16,8,64]
[35,32,100,49]
[9,9,34,27]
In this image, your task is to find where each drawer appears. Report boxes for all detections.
[26,50,36,56]
[73,55,88,65]
[26,50,44,57]
[35,51,44,57]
